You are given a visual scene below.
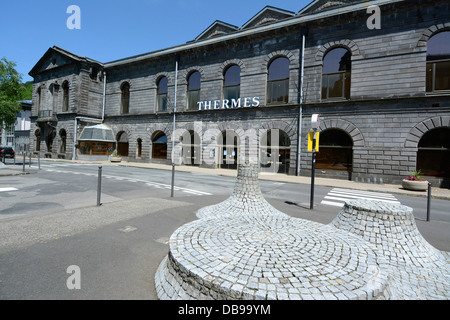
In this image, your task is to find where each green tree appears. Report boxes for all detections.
[20,81,33,100]
[0,57,24,128]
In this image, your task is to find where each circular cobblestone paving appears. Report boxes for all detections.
[155,163,449,300]
[160,214,390,300]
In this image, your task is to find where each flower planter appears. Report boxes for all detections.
[402,179,428,191]
[110,156,122,163]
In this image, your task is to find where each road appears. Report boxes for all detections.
[1,161,448,223]
[0,160,449,300]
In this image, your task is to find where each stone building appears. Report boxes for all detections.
[29,0,450,187]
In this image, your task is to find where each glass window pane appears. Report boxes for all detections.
[267,79,288,104]
[322,75,328,99]
[158,93,167,112]
[188,90,200,110]
[426,63,434,92]
[268,57,289,81]
[435,61,450,91]
[344,71,351,99]
[188,72,201,91]
[327,73,344,98]
[427,31,450,61]
[158,77,168,94]
[224,65,240,86]
[323,48,352,73]
[224,85,240,101]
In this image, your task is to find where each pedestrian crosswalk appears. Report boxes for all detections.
[321,188,400,208]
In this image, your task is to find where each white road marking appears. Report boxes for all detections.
[0,187,18,192]
[321,188,401,208]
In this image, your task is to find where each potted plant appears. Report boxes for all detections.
[402,170,429,191]
[110,150,122,163]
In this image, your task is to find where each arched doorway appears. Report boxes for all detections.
[59,129,67,154]
[417,128,450,178]
[137,138,142,158]
[219,130,239,170]
[152,131,167,159]
[117,131,129,157]
[181,130,201,166]
[317,129,353,175]
[260,129,291,174]
[45,128,55,153]
[34,129,41,152]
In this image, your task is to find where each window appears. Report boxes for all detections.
[426,31,450,93]
[157,77,168,112]
[187,71,201,110]
[267,57,290,104]
[224,65,240,101]
[317,129,353,172]
[181,130,201,166]
[417,128,450,178]
[152,131,167,159]
[121,82,130,114]
[219,130,239,170]
[62,81,69,112]
[322,48,351,100]
[260,129,291,174]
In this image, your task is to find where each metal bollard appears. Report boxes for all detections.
[426,182,432,222]
[171,163,176,198]
[38,153,40,170]
[23,152,25,172]
[29,152,31,167]
[97,166,102,206]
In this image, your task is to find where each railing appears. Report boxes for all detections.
[38,110,53,118]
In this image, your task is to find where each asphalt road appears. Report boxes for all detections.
[1,161,448,223]
[0,161,449,300]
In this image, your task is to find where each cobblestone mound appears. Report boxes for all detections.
[155,163,450,300]
[332,200,450,299]
[196,163,288,219]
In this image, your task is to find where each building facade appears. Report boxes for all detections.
[29,0,450,187]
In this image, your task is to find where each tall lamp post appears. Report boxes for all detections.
[170,56,179,198]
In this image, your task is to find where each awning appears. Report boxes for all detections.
[78,124,115,142]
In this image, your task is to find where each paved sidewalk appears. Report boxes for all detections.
[1,158,449,200]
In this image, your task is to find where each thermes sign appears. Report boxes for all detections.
[198,97,260,111]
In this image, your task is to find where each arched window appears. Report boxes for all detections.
[317,129,353,172]
[62,81,69,112]
[417,128,450,178]
[157,77,168,112]
[187,71,201,110]
[426,31,450,93]
[267,57,290,104]
[121,82,130,114]
[322,48,352,100]
[152,131,168,159]
[223,65,240,101]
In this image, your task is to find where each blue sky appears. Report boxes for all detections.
[0,0,311,82]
